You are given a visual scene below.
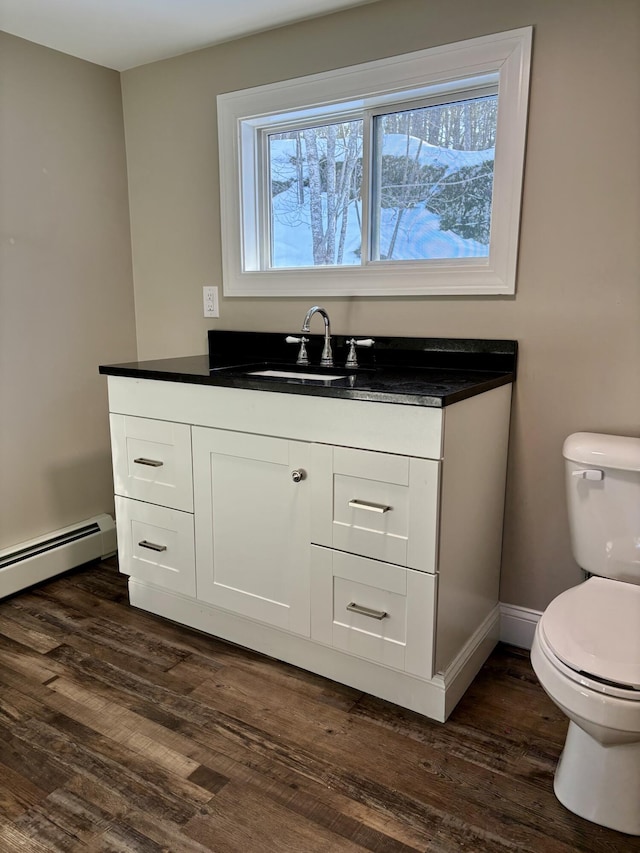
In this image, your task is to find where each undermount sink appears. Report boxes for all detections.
[209,361,360,383]
[247,369,348,382]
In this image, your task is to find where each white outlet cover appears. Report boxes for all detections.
[203,285,219,318]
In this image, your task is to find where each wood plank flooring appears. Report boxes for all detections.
[0,558,637,852]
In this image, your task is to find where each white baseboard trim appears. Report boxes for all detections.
[499,603,542,650]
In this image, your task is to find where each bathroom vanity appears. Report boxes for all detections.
[100,332,516,722]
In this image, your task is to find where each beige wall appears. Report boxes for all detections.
[121,0,640,612]
[0,33,137,550]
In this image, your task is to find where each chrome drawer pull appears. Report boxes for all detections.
[138,540,167,552]
[134,457,164,468]
[346,602,388,620]
[348,499,390,513]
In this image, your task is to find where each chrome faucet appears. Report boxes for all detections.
[301,305,333,367]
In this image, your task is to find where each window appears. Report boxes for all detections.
[218,28,531,296]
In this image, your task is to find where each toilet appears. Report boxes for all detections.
[530,432,640,836]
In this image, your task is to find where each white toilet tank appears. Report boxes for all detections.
[563,433,640,583]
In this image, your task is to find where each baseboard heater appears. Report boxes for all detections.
[0,514,117,599]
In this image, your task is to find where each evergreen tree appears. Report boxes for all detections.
[428,161,494,244]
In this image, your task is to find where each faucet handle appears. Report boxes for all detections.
[345,338,375,368]
[285,335,309,366]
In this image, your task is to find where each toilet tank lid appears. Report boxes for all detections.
[563,432,640,472]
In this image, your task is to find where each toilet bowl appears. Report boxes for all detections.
[530,433,640,836]
[531,578,640,835]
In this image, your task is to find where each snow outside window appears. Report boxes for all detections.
[218,28,531,297]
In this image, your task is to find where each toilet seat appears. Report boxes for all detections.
[536,627,640,701]
[539,577,640,693]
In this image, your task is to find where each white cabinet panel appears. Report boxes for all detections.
[110,414,193,511]
[311,445,439,572]
[105,376,512,722]
[115,495,195,596]
[311,547,435,678]
[106,376,444,459]
[193,427,311,636]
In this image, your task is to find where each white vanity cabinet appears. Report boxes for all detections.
[105,375,512,722]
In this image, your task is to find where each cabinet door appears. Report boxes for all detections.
[193,427,311,635]
[311,445,439,572]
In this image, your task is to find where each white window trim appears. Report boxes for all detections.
[217,27,532,298]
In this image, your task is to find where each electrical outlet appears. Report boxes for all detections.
[203,285,219,318]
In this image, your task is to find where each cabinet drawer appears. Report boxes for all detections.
[311,446,439,572]
[115,496,195,596]
[110,414,193,511]
[311,547,435,678]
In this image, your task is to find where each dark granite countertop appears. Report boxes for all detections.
[99,332,517,408]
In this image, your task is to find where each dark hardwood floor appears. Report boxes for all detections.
[0,559,636,852]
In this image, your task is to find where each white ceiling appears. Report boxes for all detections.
[0,0,376,71]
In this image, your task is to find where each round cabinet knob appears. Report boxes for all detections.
[291,469,306,483]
